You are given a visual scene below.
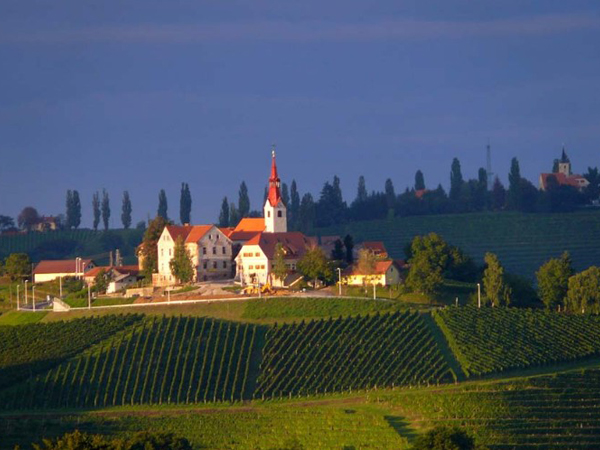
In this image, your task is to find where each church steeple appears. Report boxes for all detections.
[264,147,287,233]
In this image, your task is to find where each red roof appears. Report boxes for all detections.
[229,218,265,242]
[83,266,108,278]
[540,172,589,190]
[361,241,388,256]
[219,227,235,238]
[165,225,193,242]
[346,259,404,276]
[415,189,428,199]
[245,232,316,259]
[267,152,283,207]
[34,259,94,275]
[185,225,213,243]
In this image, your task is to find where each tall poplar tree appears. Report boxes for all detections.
[72,190,81,229]
[415,170,426,191]
[356,176,368,203]
[290,180,300,228]
[121,191,132,229]
[218,197,230,227]
[179,182,192,224]
[507,157,522,211]
[238,182,250,218]
[158,189,168,220]
[65,190,73,229]
[483,252,511,306]
[92,192,101,231]
[449,158,464,202]
[101,189,110,231]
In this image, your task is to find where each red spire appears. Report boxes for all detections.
[267,149,282,206]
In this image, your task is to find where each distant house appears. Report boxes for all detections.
[33,259,95,283]
[539,148,590,191]
[83,265,141,293]
[356,241,389,259]
[32,216,59,232]
[343,260,406,287]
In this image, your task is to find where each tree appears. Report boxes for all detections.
[356,248,377,290]
[356,176,368,203]
[121,191,132,229]
[483,252,511,306]
[32,430,192,450]
[506,157,522,211]
[343,234,354,265]
[412,425,478,450]
[415,170,426,191]
[384,178,396,211]
[449,158,464,202]
[101,189,110,231]
[180,182,192,224]
[290,180,300,228]
[272,243,288,285]
[218,197,230,227]
[158,189,168,220]
[229,202,240,227]
[92,191,101,231]
[583,166,600,203]
[65,190,81,229]
[331,239,345,261]
[238,181,250,218]
[406,233,449,295]
[315,176,347,227]
[141,216,170,279]
[93,269,109,294]
[17,207,40,231]
[65,190,73,229]
[0,215,16,232]
[297,193,316,233]
[170,236,195,284]
[297,246,333,287]
[281,182,290,207]
[536,252,573,311]
[4,253,31,281]
[491,177,506,211]
[566,266,600,314]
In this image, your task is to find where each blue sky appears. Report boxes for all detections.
[1,1,599,226]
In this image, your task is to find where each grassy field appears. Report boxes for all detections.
[0,228,143,264]
[317,210,600,278]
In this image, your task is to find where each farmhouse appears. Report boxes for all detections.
[539,148,590,191]
[84,265,141,293]
[153,224,233,286]
[234,151,315,286]
[33,259,95,283]
[343,260,406,287]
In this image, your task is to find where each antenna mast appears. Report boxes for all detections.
[486,140,494,190]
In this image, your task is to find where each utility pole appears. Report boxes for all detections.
[32,285,36,312]
[477,283,481,308]
[25,280,28,306]
[88,284,91,309]
[373,283,376,300]
[337,268,342,296]
[16,285,20,310]
[59,276,63,298]
[168,288,171,303]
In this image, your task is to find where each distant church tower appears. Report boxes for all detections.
[264,149,287,233]
[558,147,572,176]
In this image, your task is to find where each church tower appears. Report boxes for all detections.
[264,149,287,233]
[558,147,572,176]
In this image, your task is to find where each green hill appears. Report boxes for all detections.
[316,210,600,278]
[0,228,144,264]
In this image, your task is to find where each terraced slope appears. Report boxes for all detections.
[0,316,265,409]
[255,311,454,398]
[317,210,600,278]
[385,368,600,449]
[434,306,600,376]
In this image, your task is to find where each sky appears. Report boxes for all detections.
[1,1,599,227]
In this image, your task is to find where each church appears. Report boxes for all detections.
[233,151,317,287]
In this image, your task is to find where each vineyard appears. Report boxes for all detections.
[0,314,141,389]
[317,210,600,278]
[434,306,600,377]
[0,316,265,409]
[383,367,600,449]
[255,311,455,398]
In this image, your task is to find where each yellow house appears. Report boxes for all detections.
[343,260,405,287]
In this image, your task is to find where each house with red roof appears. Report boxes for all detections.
[84,265,141,293]
[343,260,406,287]
[154,224,233,286]
[356,241,389,259]
[539,148,590,192]
[33,259,95,283]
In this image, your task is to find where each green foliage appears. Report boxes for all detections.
[407,233,449,295]
[238,181,250,218]
[434,306,600,377]
[121,191,132,229]
[0,317,264,408]
[101,189,111,231]
[218,197,229,227]
[0,214,16,232]
[4,252,31,281]
[536,252,573,310]
[449,158,464,203]
[32,430,192,450]
[92,191,101,231]
[17,206,40,231]
[482,253,511,306]
[157,189,168,220]
[412,425,478,450]
[297,193,315,233]
[415,170,426,191]
[179,182,192,225]
[169,236,194,284]
[289,180,300,228]
[255,311,454,398]
[94,269,109,294]
[272,243,288,284]
[315,176,346,228]
[567,266,600,314]
[65,190,82,230]
[0,314,141,390]
[141,216,170,279]
[297,247,333,286]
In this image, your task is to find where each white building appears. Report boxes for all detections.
[33,259,95,283]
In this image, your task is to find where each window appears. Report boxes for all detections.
[161,249,164,256]
[169,249,172,256]
[203,262,207,269]
[278,210,282,217]
[212,247,216,255]
[203,247,207,255]
[267,211,271,217]
[209,234,212,240]
[222,246,226,254]
[249,265,254,270]
[223,261,227,269]
[213,261,217,269]
[255,252,260,257]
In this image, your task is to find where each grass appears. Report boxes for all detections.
[317,210,600,279]
[93,297,136,307]
[0,310,47,325]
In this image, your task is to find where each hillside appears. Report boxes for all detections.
[0,228,144,264]
[316,210,600,278]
